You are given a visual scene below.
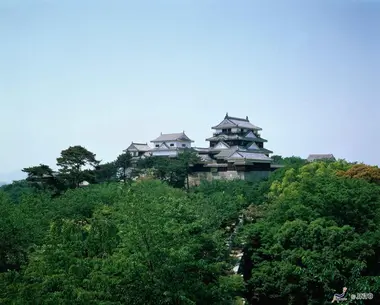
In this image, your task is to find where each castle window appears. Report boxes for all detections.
[155,144,159,147]
[170,143,174,147]
[182,144,186,147]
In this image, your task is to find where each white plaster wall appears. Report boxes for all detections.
[151,150,178,157]
[154,141,191,148]
[174,141,192,148]
[215,128,244,133]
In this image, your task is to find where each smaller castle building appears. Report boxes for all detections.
[150,132,193,157]
[125,142,151,162]
[307,154,335,162]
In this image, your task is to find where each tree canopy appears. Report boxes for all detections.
[57,145,100,188]
[1,152,380,304]
[240,161,380,304]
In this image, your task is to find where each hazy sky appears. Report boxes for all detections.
[1,0,379,182]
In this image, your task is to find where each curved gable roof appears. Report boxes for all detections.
[151,132,194,143]
[211,114,262,130]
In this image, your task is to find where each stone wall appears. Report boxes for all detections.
[188,170,271,186]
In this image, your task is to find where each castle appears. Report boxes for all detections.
[126,113,280,184]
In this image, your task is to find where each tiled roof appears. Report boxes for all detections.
[246,142,259,150]
[200,154,213,162]
[245,143,273,154]
[193,147,210,153]
[211,114,262,130]
[307,154,335,161]
[257,147,273,154]
[134,143,151,151]
[125,142,151,152]
[214,147,239,159]
[151,132,193,142]
[206,134,267,142]
[210,144,272,162]
[204,163,228,167]
[212,144,267,153]
[228,152,272,162]
[213,141,230,149]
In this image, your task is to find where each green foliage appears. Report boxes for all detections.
[0,180,35,203]
[22,164,63,195]
[0,179,247,304]
[241,161,380,304]
[0,192,34,273]
[138,150,200,189]
[270,155,307,167]
[114,151,132,182]
[22,164,54,179]
[95,161,118,183]
[3,156,380,305]
[56,145,100,188]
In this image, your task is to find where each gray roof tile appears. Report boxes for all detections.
[212,114,262,130]
[125,142,151,152]
[228,152,272,161]
[193,147,210,153]
[206,134,267,142]
[151,132,193,142]
[307,154,335,161]
[214,148,238,159]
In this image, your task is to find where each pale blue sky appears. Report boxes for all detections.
[1,0,379,182]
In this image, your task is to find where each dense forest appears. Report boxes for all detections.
[1,145,380,304]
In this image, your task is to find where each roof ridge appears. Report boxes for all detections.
[309,153,333,155]
[226,115,249,122]
[160,132,184,135]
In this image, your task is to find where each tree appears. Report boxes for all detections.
[1,180,246,304]
[95,161,118,183]
[137,150,201,189]
[178,149,201,190]
[268,155,307,167]
[115,152,132,182]
[0,192,34,273]
[0,180,35,203]
[22,164,62,194]
[337,164,380,185]
[56,146,100,188]
[271,155,284,165]
[241,161,380,304]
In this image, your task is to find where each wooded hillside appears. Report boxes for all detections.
[1,157,380,304]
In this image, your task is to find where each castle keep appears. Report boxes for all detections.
[188,113,278,185]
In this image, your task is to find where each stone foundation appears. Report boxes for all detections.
[188,170,271,186]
